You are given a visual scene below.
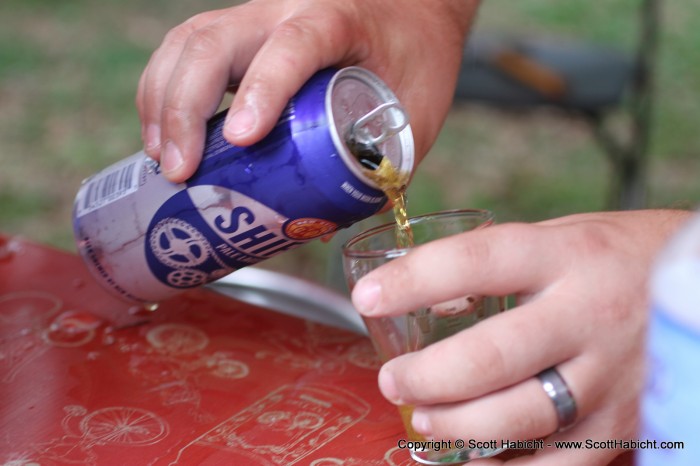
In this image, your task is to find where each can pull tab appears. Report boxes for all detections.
[347,102,409,171]
[350,102,409,147]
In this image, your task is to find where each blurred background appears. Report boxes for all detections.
[1,0,699,292]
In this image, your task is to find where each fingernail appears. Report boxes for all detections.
[412,409,433,436]
[378,367,401,404]
[225,106,256,138]
[352,279,381,315]
[161,140,183,174]
[145,123,161,154]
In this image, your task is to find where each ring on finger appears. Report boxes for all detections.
[537,367,577,432]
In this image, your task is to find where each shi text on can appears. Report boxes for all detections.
[72,67,414,303]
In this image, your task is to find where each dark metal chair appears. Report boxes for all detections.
[454,0,659,210]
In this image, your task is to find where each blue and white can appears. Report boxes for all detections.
[72,67,414,303]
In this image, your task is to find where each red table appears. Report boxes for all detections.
[0,234,632,465]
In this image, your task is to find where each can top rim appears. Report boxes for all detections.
[326,67,415,190]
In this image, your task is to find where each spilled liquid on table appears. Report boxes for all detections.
[143,302,160,312]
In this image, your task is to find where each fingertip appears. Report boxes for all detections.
[351,279,382,316]
[223,106,257,143]
[161,140,183,172]
[223,76,292,146]
[411,408,433,437]
[159,140,197,183]
[161,167,192,184]
[378,366,402,404]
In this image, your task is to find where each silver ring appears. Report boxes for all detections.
[537,367,577,431]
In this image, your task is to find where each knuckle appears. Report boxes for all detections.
[274,7,353,54]
[452,233,493,267]
[559,221,643,325]
[600,292,644,331]
[459,222,538,260]
[274,17,314,41]
[312,7,354,42]
[185,26,222,56]
[164,8,230,48]
[566,222,615,256]
[163,21,196,47]
[466,334,508,388]
[160,105,189,133]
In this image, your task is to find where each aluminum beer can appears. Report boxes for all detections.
[73,67,414,303]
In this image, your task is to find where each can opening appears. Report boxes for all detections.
[345,137,384,171]
[345,102,409,172]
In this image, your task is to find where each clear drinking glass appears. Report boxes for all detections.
[342,209,506,464]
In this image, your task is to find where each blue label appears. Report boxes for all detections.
[189,69,385,224]
[143,69,385,289]
[145,187,309,288]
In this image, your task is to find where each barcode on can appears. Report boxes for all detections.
[75,156,143,218]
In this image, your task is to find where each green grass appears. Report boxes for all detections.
[0,188,53,225]
[1,0,698,288]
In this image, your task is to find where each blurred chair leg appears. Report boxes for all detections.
[589,0,658,211]
[590,119,648,210]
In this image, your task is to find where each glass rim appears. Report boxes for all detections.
[341,208,494,259]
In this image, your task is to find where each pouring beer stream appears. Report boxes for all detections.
[347,102,413,248]
[347,102,431,445]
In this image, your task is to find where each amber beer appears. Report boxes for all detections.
[354,143,421,443]
[363,157,413,248]
[399,405,426,441]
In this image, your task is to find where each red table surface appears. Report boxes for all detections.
[0,234,632,465]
